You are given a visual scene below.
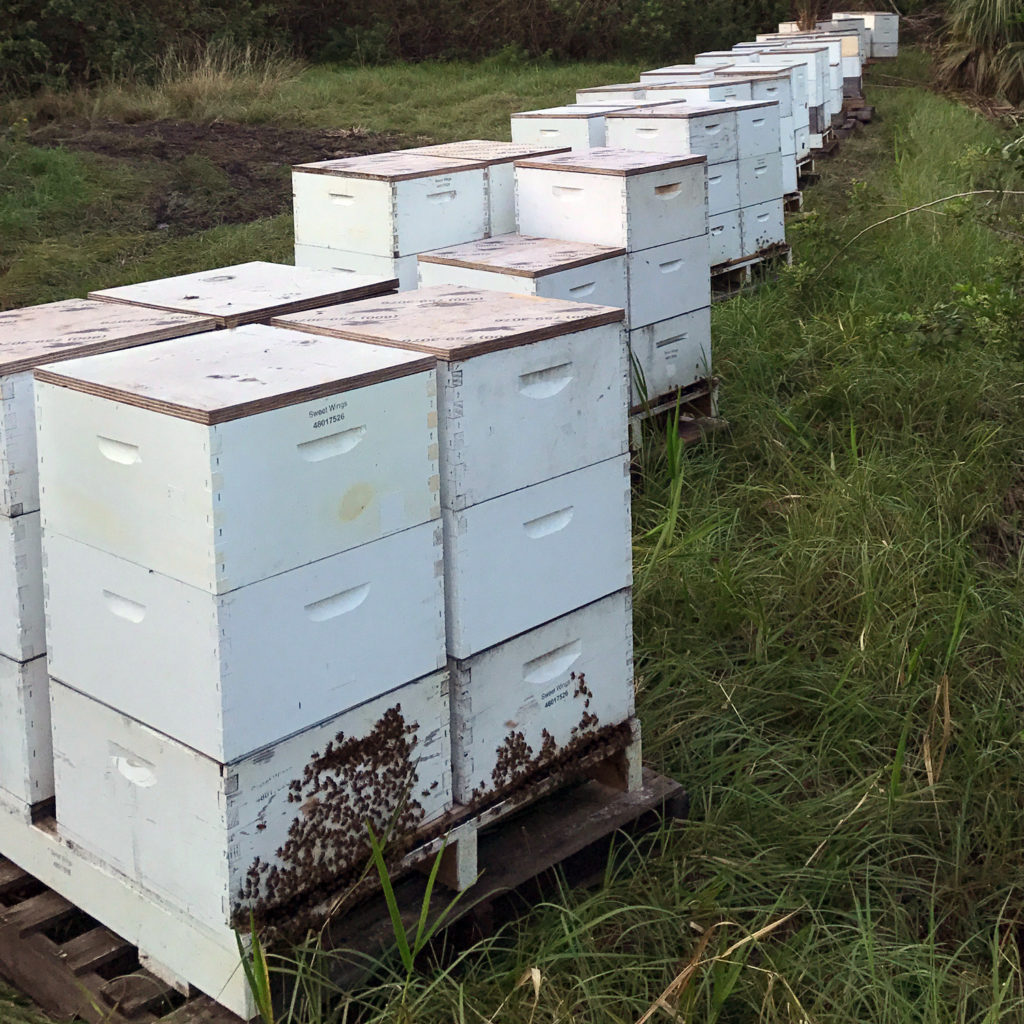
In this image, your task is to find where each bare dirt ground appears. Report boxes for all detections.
[28,119,415,233]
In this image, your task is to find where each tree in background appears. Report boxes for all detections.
[939,0,1024,103]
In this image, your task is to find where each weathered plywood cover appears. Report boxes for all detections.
[418,235,625,278]
[89,261,398,327]
[273,285,624,360]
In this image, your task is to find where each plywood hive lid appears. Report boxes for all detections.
[511,105,629,119]
[641,65,721,76]
[514,146,706,175]
[33,323,434,425]
[417,235,624,278]
[293,151,487,181]
[0,299,218,377]
[271,285,624,360]
[644,77,731,89]
[714,65,789,77]
[404,141,570,164]
[576,82,647,93]
[88,262,398,327]
[604,101,742,120]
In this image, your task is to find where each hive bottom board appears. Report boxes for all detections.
[0,768,685,1024]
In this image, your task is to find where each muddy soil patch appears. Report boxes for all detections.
[28,119,422,234]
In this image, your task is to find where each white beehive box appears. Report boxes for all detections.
[417,235,627,312]
[0,300,216,517]
[738,153,784,206]
[575,82,648,104]
[510,105,628,150]
[730,99,782,158]
[515,147,708,252]
[780,152,798,194]
[450,589,634,803]
[294,244,419,292]
[273,286,628,510]
[88,262,397,327]
[443,454,632,658]
[741,198,786,254]
[727,56,810,127]
[0,510,43,662]
[779,114,797,155]
[629,306,712,407]
[827,14,869,53]
[0,654,50,811]
[292,152,488,257]
[762,34,845,107]
[626,235,711,329]
[642,78,754,103]
[36,324,439,594]
[705,161,741,217]
[714,67,795,119]
[50,670,451,933]
[403,141,570,236]
[746,52,819,129]
[605,103,739,165]
[761,45,831,130]
[694,51,742,66]
[44,522,445,762]
[708,208,742,266]
[872,41,898,58]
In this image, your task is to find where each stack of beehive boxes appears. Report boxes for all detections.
[511,148,711,408]
[834,12,898,59]
[273,286,635,805]
[0,300,217,825]
[34,322,452,930]
[602,102,783,267]
[291,143,571,288]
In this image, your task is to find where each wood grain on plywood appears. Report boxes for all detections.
[33,323,434,424]
[514,146,706,175]
[273,285,625,359]
[404,140,571,164]
[0,300,217,376]
[89,262,397,327]
[293,152,488,181]
[417,235,625,277]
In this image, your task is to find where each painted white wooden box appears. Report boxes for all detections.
[629,306,712,407]
[292,153,488,257]
[50,670,451,933]
[88,261,397,327]
[741,198,786,254]
[706,160,741,217]
[0,653,51,811]
[694,51,742,66]
[604,103,739,165]
[575,82,648,104]
[642,78,754,103]
[450,589,634,803]
[0,300,216,517]
[0,510,44,662]
[714,68,795,119]
[442,454,632,658]
[273,286,629,510]
[708,208,743,266]
[732,100,782,159]
[781,154,798,195]
[36,324,439,594]
[759,46,829,117]
[779,114,797,154]
[294,244,420,292]
[741,54,812,121]
[626,235,711,330]
[43,522,445,762]
[417,235,628,312]
[516,148,708,252]
[404,141,570,236]
[872,41,898,58]
[738,153,784,207]
[510,105,627,150]
[828,14,869,52]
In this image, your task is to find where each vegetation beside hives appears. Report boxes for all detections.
[5,43,1024,1024]
[938,0,1024,105]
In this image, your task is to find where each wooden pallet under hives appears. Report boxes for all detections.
[0,738,685,1023]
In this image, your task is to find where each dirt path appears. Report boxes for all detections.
[28,119,420,233]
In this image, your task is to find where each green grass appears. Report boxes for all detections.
[6,46,1024,1024]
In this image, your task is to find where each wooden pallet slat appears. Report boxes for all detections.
[0,861,30,898]
[3,890,76,938]
[62,926,133,976]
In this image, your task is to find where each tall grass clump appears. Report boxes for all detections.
[938,0,1024,103]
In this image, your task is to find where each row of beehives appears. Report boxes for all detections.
[290,12,897,290]
[0,261,635,942]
